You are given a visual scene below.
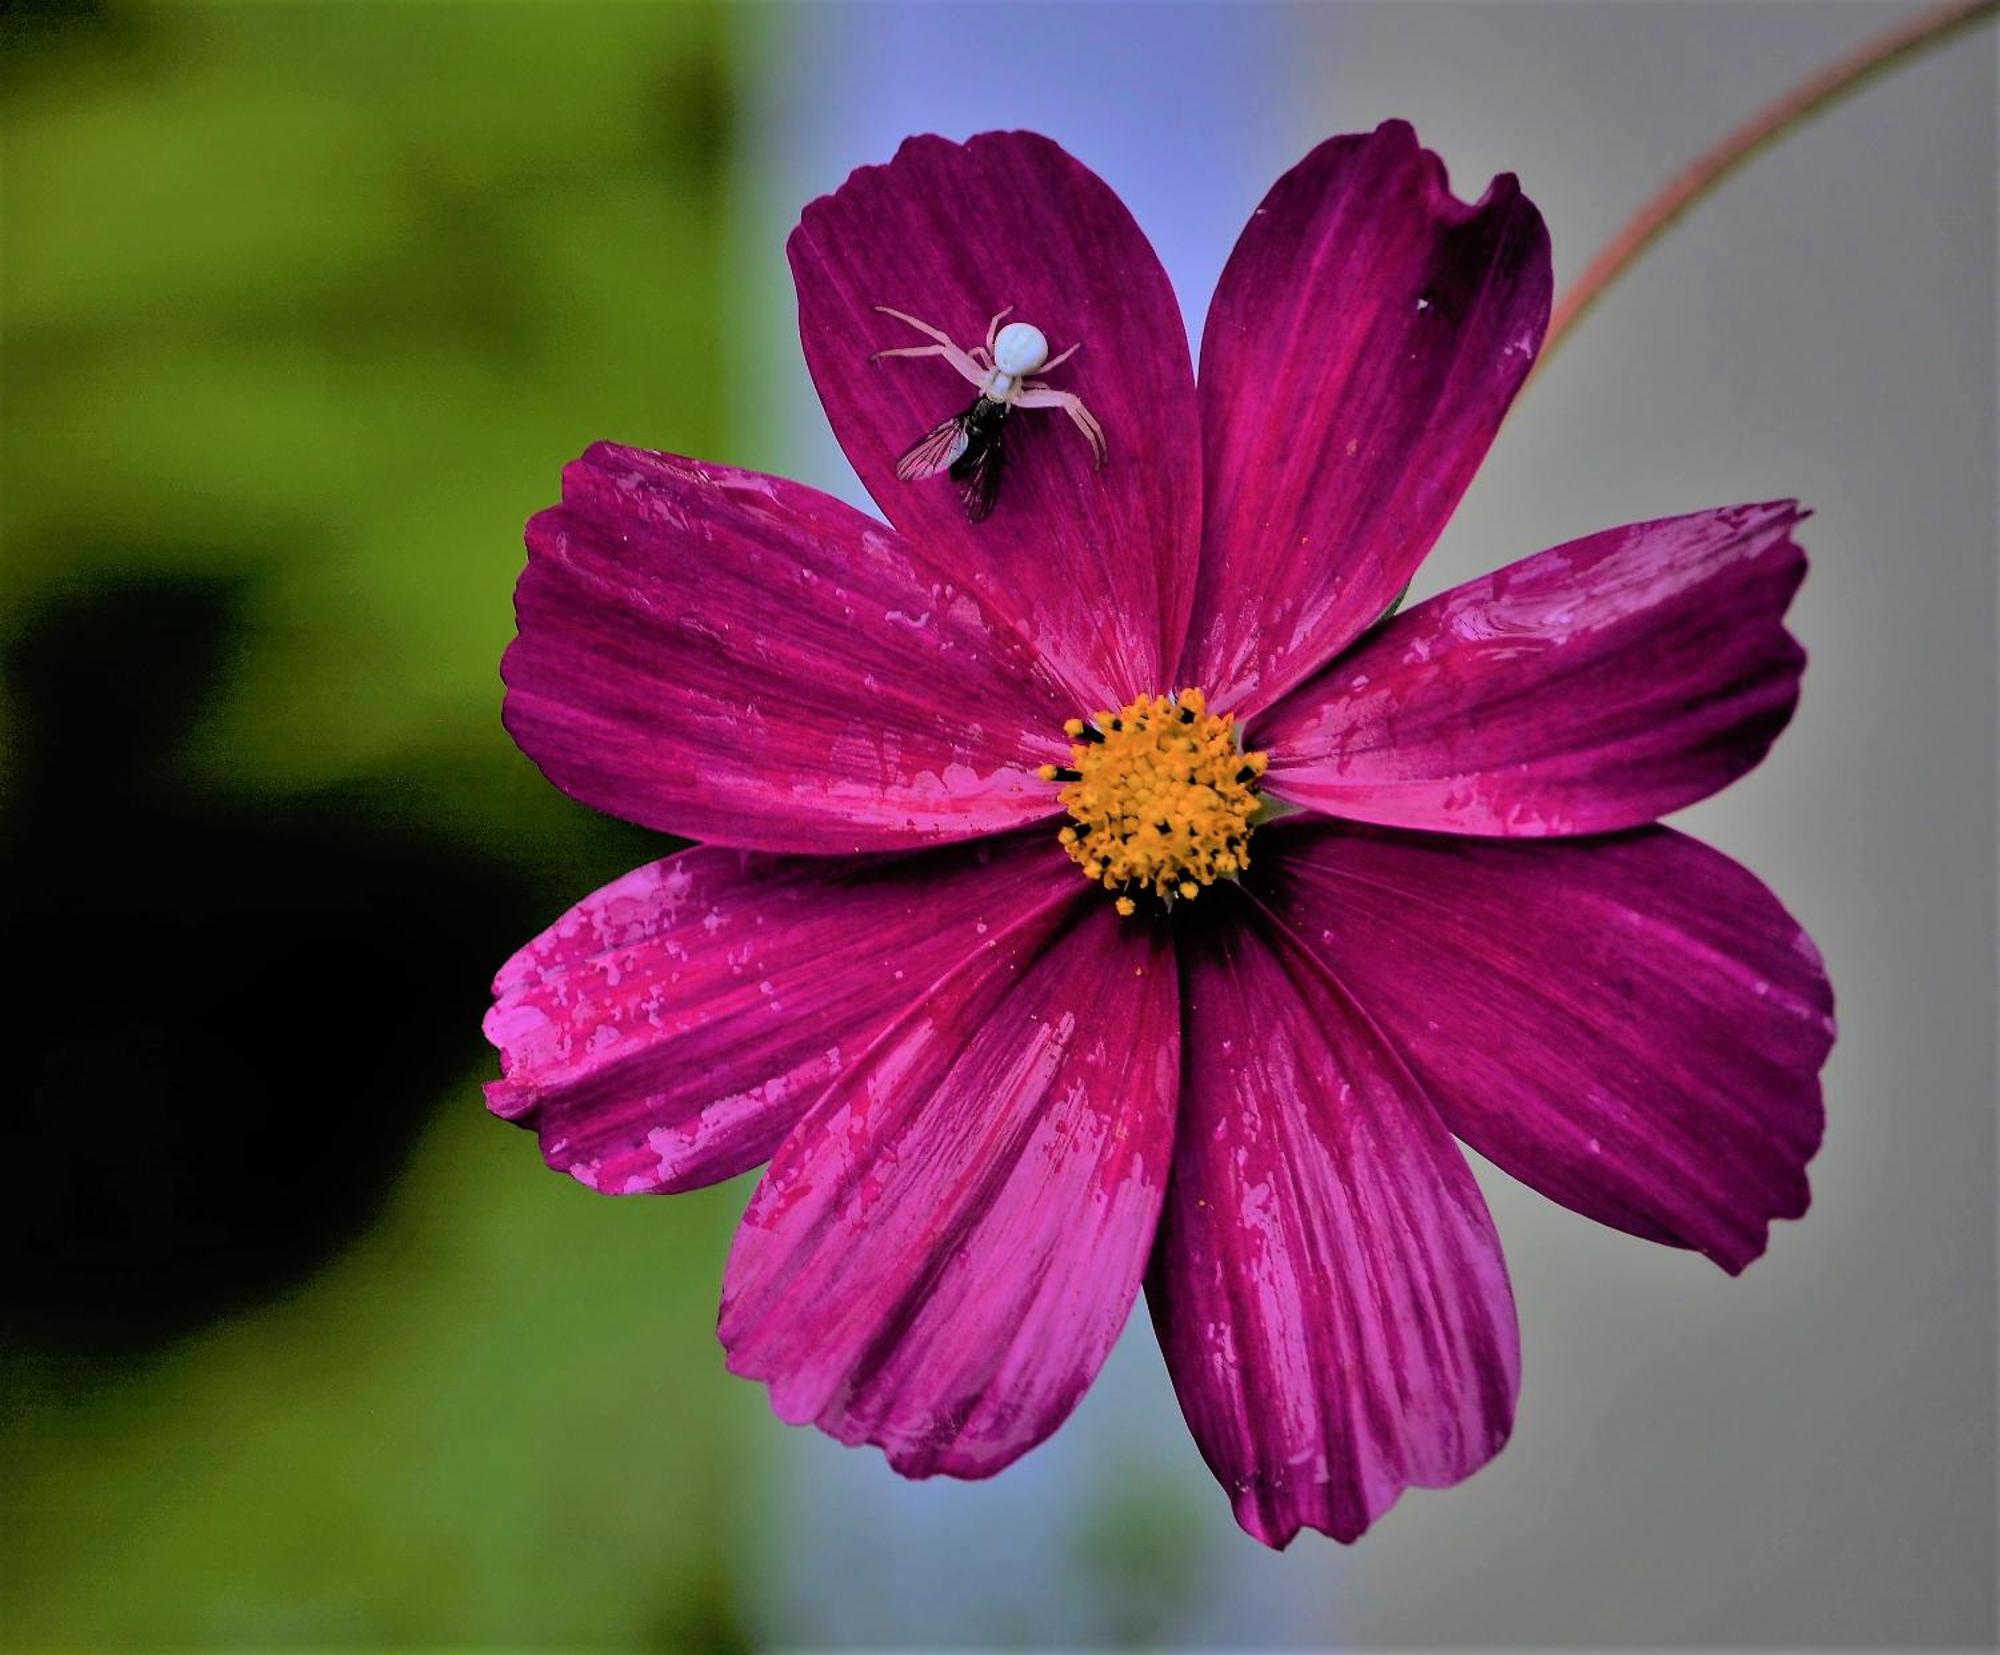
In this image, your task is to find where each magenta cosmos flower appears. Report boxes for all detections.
[486,122,1834,1547]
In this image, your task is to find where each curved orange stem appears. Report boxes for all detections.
[1539,0,1996,369]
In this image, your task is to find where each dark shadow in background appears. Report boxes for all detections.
[0,573,544,1361]
[0,0,135,74]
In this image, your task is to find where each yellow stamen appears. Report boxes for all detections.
[1046,688,1267,912]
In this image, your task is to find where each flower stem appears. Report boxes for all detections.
[1538,0,1996,367]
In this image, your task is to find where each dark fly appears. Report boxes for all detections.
[894,395,1011,522]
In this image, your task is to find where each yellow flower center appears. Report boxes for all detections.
[1038,688,1268,915]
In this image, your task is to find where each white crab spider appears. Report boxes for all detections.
[870,304,1107,521]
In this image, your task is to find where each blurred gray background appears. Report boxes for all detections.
[745,2,1997,1645]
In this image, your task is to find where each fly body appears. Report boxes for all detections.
[895,395,1011,522]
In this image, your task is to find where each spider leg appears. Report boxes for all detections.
[872,305,956,346]
[1014,385,1107,468]
[983,305,1015,355]
[1038,341,1081,373]
[869,317,987,391]
[969,346,994,370]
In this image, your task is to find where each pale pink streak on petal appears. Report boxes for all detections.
[721,898,1179,1479]
[503,444,1073,852]
[1260,822,1834,1273]
[1254,502,1809,836]
[484,830,1081,1195]
[791,131,1201,707]
[1151,895,1519,1548]
[1184,120,1552,715]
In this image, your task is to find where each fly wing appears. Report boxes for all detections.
[955,436,1004,522]
[894,414,972,481]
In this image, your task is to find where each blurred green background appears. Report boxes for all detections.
[2,3,759,1647]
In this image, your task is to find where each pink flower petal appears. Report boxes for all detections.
[791,132,1201,708]
[720,897,1179,1478]
[1259,822,1835,1273]
[484,830,1080,1195]
[1183,121,1552,715]
[503,444,1075,851]
[1254,503,1809,836]
[1151,896,1519,1548]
